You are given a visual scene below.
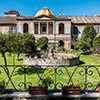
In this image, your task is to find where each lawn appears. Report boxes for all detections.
[0,52,100,90]
[0,53,23,65]
[80,54,100,65]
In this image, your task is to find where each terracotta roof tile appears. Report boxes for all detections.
[70,16,100,24]
[0,16,17,24]
[4,10,20,16]
[0,15,100,24]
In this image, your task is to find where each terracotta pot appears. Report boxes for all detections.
[62,87,81,95]
[28,86,48,95]
[98,86,100,94]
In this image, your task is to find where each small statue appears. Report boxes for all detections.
[48,47,54,58]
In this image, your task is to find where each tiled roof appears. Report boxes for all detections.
[0,15,100,24]
[67,16,100,24]
[16,16,33,20]
[4,10,20,16]
[0,16,17,24]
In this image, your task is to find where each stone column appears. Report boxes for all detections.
[17,22,23,33]
[53,21,55,34]
[31,22,34,34]
[47,22,48,34]
[38,22,40,34]
[55,22,59,34]
[53,21,57,50]
[29,22,34,34]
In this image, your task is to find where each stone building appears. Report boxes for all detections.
[0,7,100,50]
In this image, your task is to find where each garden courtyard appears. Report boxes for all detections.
[0,24,100,99]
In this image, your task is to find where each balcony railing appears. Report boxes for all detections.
[0,65,100,92]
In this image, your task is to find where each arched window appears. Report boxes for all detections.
[59,23,64,34]
[58,40,64,47]
[23,23,28,33]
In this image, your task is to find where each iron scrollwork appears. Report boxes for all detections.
[0,65,100,92]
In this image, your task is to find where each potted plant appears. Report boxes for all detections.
[28,72,54,95]
[0,80,6,94]
[62,80,82,95]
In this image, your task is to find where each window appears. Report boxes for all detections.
[73,26,79,34]
[42,26,46,32]
[23,23,28,33]
[58,40,64,47]
[95,26,99,34]
[59,23,64,34]
[59,27,62,32]
[9,26,17,32]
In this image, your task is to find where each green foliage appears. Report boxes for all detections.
[0,32,14,67]
[22,33,36,54]
[9,32,23,60]
[75,39,90,53]
[14,67,44,75]
[0,33,10,54]
[40,72,54,88]
[58,46,65,52]
[36,36,48,50]
[67,50,79,54]
[82,24,96,40]
[75,24,96,53]
[0,32,25,66]
[93,35,100,53]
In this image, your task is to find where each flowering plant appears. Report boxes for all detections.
[62,80,83,95]
[67,84,80,88]
[62,80,83,89]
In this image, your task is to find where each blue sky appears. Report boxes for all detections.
[0,0,100,16]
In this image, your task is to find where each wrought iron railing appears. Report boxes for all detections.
[0,65,100,92]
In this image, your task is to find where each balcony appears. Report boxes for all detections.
[0,65,100,100]
[0,91,100,100]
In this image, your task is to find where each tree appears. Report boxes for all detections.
[0,32,16,89]
[93,35,100,54]
[36,36,48,50]
[0,32,36,89]
[0,33,10,67]
[9,32,23,60]
[75,24,97,53]
[22,32,36,55]
[15,32,23,60]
